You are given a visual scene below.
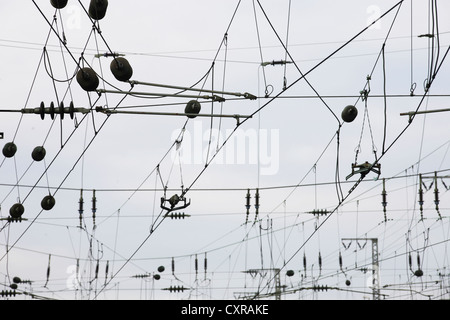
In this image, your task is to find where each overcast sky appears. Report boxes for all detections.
[1,0,450,300]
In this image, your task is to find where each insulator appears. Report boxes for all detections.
[169,212,187,220]
[204,254,207,273]
[381,179,387,209]
[41,195,56,211]
[318,252,322,271]
[382,179,388,222]
[50,0,68,9]
[303,253,307,272]
[286,270,295,277]
[110,57,133,82]
[339,252,343,269]
[35,101,78,120]
[89,0,109,21]
[32,146,47,162]
[341,105,358,123]
[92,190,97,214]
[408,252,412,269]
[105,261,109,279]
[434,187,440,207]
[417,253,421,268]
[39,102,45,120]
[46,255,51,283]
[434,173,440,217]
[95,260,99,279]
[69,101,75,120]
[171,257,175,275]
[9,203,25,219]
[49,101,56,120]
[77,67,99,92]
[92,190,97,227]
[255,189,260,215]
[418,175,424,206]
[58,102,65,120]
[310,209,329,216]
[313,285,328,292]
[79,190,84,215]
[185,100,201,119]
[195,255,198,274]
[418,175,424,219]
[3,142,17,158]
[0,290,17,297]
[157,266,165,273]
[166,286,185,293]
[5,217,24,223]
[245,189,251,211]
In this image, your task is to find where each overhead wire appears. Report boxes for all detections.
[90,0,247,297]
[0,2,138,265]
[246,0,442,299]
[3,0,449,300]
[176,1,409,211]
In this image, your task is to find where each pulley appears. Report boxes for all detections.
[41,195,56,211]
[341,105,358,123]
[9,203,25,219]
[50,0,68,9]
[2,142,17,158]
[77,68,100,92]
[89,0,109,21]
[32,146,47,162]
[110,57,133,82]
[185,100,201,119]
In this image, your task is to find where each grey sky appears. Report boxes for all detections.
[0,0,449,300]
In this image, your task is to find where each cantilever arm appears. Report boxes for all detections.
[346,162,381,180]
[129,80,257,100]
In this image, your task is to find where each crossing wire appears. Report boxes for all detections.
[2,0,449,300]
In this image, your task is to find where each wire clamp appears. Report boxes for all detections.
[346,161,381,180]
[161,194,191,213]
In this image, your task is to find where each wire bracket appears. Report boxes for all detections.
[161,193,191,213]
[346,161,381,181]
